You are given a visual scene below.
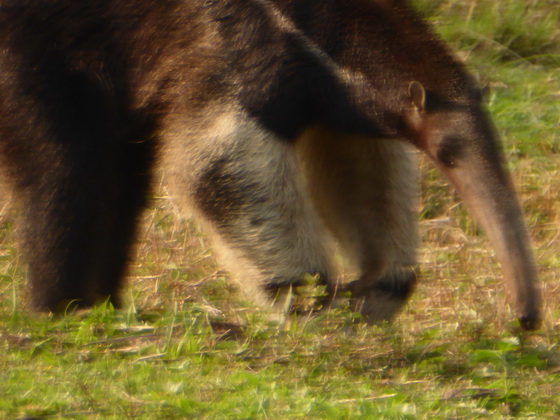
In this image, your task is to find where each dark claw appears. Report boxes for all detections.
[519,311,541,331]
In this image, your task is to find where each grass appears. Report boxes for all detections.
[1,0,560,418]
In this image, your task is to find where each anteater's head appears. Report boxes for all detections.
[405,81,541,331]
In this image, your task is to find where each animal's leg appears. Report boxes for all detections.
[298,126,419,323]
[14,134,154,312]
[164,115,332,317]
[0,77,155,312]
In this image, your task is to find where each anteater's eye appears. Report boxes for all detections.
[437,137,463,168]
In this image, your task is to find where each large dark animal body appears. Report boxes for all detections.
[0,0,541,328]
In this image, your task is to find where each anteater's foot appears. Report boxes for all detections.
[345,268,417,324]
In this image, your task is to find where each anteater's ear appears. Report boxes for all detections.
[408,81,426,112]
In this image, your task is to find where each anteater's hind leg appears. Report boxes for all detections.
[0,72,155,313]
[298,126,419,323]
[163,112,333,319]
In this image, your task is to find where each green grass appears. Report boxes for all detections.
[1,0,560,418]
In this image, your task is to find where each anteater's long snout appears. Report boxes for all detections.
[434,125,541,330]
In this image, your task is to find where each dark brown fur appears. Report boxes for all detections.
[0,0,540,328]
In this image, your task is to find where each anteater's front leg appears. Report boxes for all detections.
[298,126,419,323]
[166,115,334,319]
